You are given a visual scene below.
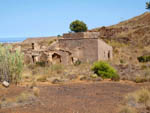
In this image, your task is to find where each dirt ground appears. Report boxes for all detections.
[0,81,148,113]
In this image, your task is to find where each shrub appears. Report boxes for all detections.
[120,59,125,64]
[125,88,150,108]
[70,20,88,32]
[146,1,150,10]
[50,64,64,74]
[137,56,150,62]
[111,74,120,81]
[91,61,119,79]
[36,61,46,67]
[0,45,24,84]
[57,35,61,37]
[91,74,98,78]
[16,92,32,103]
[36,75,47,82]
[133,76,147,83]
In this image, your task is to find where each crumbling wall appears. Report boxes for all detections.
[59,38,98,63]
[32,43,40,50]
[22,32,113,65]
[98,39,113,60]
[63,32,100,39]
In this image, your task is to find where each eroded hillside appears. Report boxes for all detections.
[90,12,150,79]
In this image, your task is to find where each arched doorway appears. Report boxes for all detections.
[52,53,61,64]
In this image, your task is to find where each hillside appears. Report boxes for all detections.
[23,36,58,43]
[12,12,150,79]
[90,12,150,78]
[91,12,150,47]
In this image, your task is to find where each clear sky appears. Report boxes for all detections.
[0,0,148,38]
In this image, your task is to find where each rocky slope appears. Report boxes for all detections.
[91,12,150,47]
[90,12,150,79]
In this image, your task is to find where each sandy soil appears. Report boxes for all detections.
[0,81,147,113]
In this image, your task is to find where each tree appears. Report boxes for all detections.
[146,1,150,10]
[70,20,88,33]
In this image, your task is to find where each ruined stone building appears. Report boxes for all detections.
[60,32,113,63]
[23,32,113,65]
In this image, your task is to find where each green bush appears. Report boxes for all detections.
[70,20,88,32]
[137,56,150,62]
[0,45,24,84]
[146,1,150,10]
[120,59,125,64]
[36,61,46,67]
[91,61,119,80]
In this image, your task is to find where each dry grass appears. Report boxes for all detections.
[36,75,48,82]
[133,76,148,83]
[22,64,64,83]
[33,87,40,97]
[119,106,137,113]
[107,40,127,48]
[16,92,33,103]
[120,88,150,113]
[22,62,93,84]
[30,81,37,88]
[0,91,34,108]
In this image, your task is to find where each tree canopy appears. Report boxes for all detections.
[70,20,88,33]
[146,1,150,10]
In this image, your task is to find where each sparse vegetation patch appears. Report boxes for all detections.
[91,61,119,80]
[137,56,150,63]
[120,88,150,113]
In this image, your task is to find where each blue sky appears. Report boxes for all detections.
[0,0,148,38]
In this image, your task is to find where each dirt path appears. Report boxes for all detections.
[0,82,144,113]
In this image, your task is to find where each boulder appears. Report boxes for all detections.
[2,81,9,88]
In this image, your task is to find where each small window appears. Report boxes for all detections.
[32,56,35,63]
[108,51,111,59]
[32,43,34,49]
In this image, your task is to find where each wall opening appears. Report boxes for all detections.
[52,53,61,64]
[32,43,34,50]
[108,51,111,59]
[71,57,74,64]
[32,56,35,63]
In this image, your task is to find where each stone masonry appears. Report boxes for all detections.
[59,32,113,63]
[22,32,113,65]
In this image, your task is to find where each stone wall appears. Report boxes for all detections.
[59,38,99,63]
[98,39,113,60]
[23,36,57,43]
[59,38,113,63]
[63,32,100,39]
[23,32,113,65]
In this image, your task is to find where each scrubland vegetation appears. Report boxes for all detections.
[91,61,120,81]
[120,88,150,113]
[0,45,24,84]
[1,6,150,113]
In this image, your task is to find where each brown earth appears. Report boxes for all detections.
[89,12,150,78]
[0,81,148,113]
[90,12,150,47]
[90,12,150,64]
[2,12,150,113]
